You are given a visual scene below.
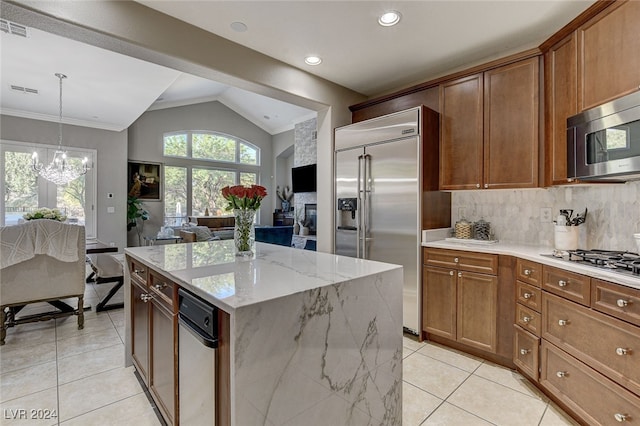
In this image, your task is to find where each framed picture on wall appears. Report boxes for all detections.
[128,161,162,201]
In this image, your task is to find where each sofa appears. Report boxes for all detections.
[0,220,86,345]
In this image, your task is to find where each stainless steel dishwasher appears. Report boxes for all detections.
[178,288,218,425]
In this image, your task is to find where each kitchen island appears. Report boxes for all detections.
[124,240,403,425]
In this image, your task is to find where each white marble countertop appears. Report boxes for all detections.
[422,239,640,290]
[125,240,401,313]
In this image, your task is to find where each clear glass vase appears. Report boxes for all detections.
[233,209,256,257]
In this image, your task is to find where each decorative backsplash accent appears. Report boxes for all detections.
[451,180,640,252]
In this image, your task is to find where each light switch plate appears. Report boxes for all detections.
[107,206,115,213]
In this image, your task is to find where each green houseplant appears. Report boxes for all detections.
[127,196,149,246]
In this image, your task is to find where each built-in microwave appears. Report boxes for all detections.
[568,90,640,181]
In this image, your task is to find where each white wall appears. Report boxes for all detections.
[0,114,128,251]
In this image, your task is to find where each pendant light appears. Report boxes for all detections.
[32,73,88,185]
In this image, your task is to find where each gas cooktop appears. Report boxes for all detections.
[543,249,640,277]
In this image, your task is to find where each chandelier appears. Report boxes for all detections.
[32,73,89,186]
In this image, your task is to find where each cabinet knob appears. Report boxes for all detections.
[140,293,153,303]
[476,183,480,188]
[524,269,531,276]
[614,413,629,422]
[134,268,145,274]
[458,272,462,278]
[522,316,532,323]
[519,348,530,355]
[616,347,631,356]
[154,283,167,290]
[449,271,454,276]
[558,280,567,287]
[558,319,569,326]
[454,257,459,263]
[523,292,533,299]
[556,371,567,378]
[617,299,630,308]
[484,183,489,189]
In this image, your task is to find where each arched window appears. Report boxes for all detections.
[162,131,261,225]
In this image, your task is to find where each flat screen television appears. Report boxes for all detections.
[291,164,316,193]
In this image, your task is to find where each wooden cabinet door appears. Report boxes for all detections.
[439,74,484,190]
[578,1,640,111]
[150,299,177,425]
[131,279,149,386]
[544,32,578,186]
[423,265,457,340]
[457,271,498,352]
[484,57,539,189]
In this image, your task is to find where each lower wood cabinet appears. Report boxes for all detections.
[540,340,640,425]
[129,265,178,425]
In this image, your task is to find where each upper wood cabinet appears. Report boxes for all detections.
[544,33,578,186]
[578,0,640,111]
[440,57,539,190]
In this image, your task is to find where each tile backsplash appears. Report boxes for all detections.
[451,180,640,252]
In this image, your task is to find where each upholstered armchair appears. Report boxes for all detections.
[0,220,86,345]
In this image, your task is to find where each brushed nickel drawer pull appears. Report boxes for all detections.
[558,319,569,326]
[524,269,532,276]
[449,271,454,276]
[519,348,530,355]
[154,283,167,290]
[558,280,567,287]
[522,316,532,323]
[454,257,459,263]
[458,272,462,278]
[616,347,631,356]
[140,293,153,303]
[134,268,145,274]
[523,292,533,299]
[556,371,567,378]
[614,413,629,422]
[617,299,630,308]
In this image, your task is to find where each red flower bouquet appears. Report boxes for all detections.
[221,184,268,211]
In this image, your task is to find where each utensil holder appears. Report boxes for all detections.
[555,225,579,251]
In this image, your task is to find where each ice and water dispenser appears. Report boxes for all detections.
[337,198,358,230]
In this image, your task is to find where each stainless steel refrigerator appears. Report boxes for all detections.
[335,107,445,335]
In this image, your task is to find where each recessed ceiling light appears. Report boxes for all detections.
[378,11,401,27]
[230,21,248,32]
[304,56,322,66]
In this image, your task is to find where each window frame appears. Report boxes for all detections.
[163,130,260,166]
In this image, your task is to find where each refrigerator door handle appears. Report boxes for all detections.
[362,153,372,258]
[356,154,364,258]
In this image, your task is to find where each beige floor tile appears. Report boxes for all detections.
[402,352,470,399]
[474,362,548,401]
[55,311,116,340]
[0,387,58,426]
[447,375,547,425]
[0,340,56,374]
[423,402,493,425]
[0,320,57,347]
[402,335,425,352]
[55,327,121,359]
[403,346,415,359]
[540,402,580,426]
[59,393,161,426]
[417,342,483,373]
[0,361,57,403]
[402,381,442,426]
[58,366,144,421]
[57,342,124,385]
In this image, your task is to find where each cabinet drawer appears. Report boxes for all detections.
[149,270,175,309]
[542,292,640,396]
[516,259,541,287]
[424,248,497,275]
[542,265,590,306]
[540,340,640,426]
[592,279,640,327]
[515,303,541,337]
[129,257,148,285]
[514,325,539,381]
[516,281,542,312]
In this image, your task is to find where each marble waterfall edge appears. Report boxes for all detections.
[232,268,403,426]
